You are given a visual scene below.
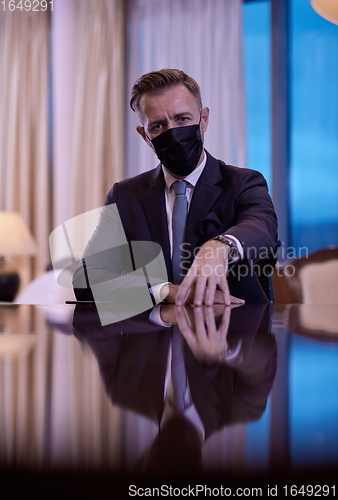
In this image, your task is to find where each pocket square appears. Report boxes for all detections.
[199,212,223,237]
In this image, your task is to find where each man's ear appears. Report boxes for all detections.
[136,126,152,147]
[200,107,210,134]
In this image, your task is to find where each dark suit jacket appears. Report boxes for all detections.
[74,151,277,303]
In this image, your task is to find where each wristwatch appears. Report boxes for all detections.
[213,235,241,263]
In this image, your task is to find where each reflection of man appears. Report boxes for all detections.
[73,304,277,475]
[75,69,277,306]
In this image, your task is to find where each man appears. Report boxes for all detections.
[75,69,277,305]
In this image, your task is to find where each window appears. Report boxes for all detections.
[290,0,338,252]
[243,0,271,189]
[243,0,338,253]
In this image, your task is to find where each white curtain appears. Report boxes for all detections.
[0,10,50,277]
[126,0,246,177]
[69,0,125,218]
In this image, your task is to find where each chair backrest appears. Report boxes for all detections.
[288,304,338,342]
[284,246,338,303]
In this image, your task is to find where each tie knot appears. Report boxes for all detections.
[172,180,187,196]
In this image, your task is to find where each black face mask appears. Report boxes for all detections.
[151,124,203,177]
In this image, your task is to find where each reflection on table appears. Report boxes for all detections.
[0,302,337,493]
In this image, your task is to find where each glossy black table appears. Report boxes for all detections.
[0,303,337,498]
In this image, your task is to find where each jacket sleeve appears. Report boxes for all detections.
[224,169,278,263]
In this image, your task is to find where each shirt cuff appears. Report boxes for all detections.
[223,234,244,261]
[150,282,171,304]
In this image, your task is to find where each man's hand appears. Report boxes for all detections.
[162,282,244,306]
[175,240,243,306]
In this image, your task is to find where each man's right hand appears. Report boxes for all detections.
[162,284,244,305]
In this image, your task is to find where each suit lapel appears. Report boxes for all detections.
[185,152,223,257]
[140,165,173,281]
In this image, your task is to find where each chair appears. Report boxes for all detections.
[283,246,338,303]
[287,304,338,343]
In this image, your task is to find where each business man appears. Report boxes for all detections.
[74,69,277,306]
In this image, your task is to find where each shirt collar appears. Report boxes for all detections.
[162,150,207,192]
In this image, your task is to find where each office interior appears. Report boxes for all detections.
[0,0,338,496]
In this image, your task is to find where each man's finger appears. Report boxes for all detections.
[219,274,231,305]
[230,295,245,304]
[192,274,208,306]
[204,275,217,306]
[175,273,195,305]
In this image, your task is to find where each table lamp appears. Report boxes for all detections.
[0,211,37,302]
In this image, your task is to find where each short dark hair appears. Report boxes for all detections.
[130,69,202,114]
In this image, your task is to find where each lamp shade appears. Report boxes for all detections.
[311,0,338,24]
[0,212,37,257]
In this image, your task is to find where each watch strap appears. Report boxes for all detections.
[213,235,241,263]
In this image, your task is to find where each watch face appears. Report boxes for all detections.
[229,248,239,260]
[214,236,240,262]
